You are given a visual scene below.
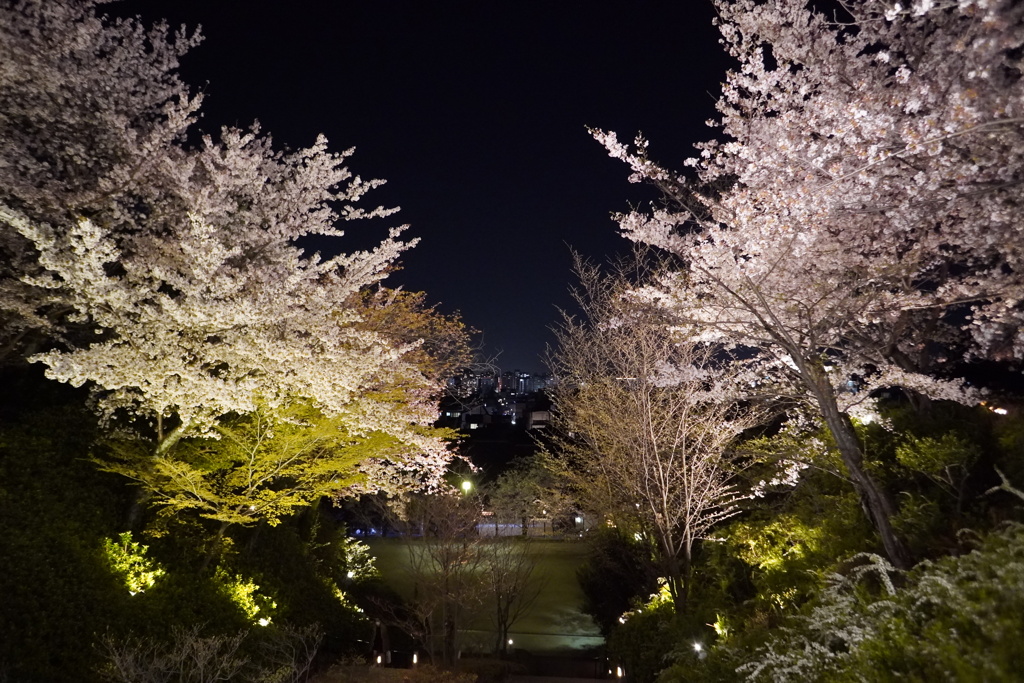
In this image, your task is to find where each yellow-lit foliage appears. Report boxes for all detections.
[97,401,456,527]
[619,578,675,625]
[214,568,276,626]
[332,586,364,613]
[724,495,867,612]
[103,532,165,595]
[896,433,979,499]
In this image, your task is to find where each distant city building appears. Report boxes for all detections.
[496,370,553,395]
[438,368,554,431]
[478,374,497,394]
[526,372,554,394]
[527,409,550,430]
[447,368,551,398]
[448,368,498,398]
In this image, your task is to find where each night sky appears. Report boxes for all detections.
[113,1,733,372]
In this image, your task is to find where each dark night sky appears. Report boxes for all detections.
[114,1,733,371]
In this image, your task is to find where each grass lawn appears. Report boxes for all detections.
[365,538,603,655]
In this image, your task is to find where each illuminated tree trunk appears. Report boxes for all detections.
[802,360,911,569]
[126,418,188,529]
[665,548,687,612]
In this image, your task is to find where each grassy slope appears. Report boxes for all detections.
[366,538,602,654]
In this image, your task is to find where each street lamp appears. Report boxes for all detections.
[461,480,472,494]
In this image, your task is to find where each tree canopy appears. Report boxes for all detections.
[0,0,458,489]
[547,255,762,607]
[594,0,1023,568]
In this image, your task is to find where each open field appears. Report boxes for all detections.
[366,538,603,654]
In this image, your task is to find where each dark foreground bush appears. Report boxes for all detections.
[664,523,1024,682]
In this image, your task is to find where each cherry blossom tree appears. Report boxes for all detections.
[93,290,472,532]
[353,287,475,389]
[547,256,762,608]
[0,0,201,361]
[0,0,453,489]
[594,0,1023,567]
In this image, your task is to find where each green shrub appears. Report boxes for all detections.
[736,524,1024,682]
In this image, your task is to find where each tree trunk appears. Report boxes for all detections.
[806,365,911,569]
[681,543,692,611]
[155,420,188,457]
[126,418,189,529]
[125,487,151,530]
[496,606,508,656]
[201,520,232,571]
[661,548,687,613]
[443,607,457,667]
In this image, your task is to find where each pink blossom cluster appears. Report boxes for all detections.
[597,0,1022,408]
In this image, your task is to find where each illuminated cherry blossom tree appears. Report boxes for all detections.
[595,0,1023,567]
[0,0,453,487]
[0,0,201,360]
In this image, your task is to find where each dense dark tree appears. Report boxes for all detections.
[576,529,659,636]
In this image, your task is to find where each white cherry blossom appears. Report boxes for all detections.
[0,0,452,484]
[596,0,1023,567]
